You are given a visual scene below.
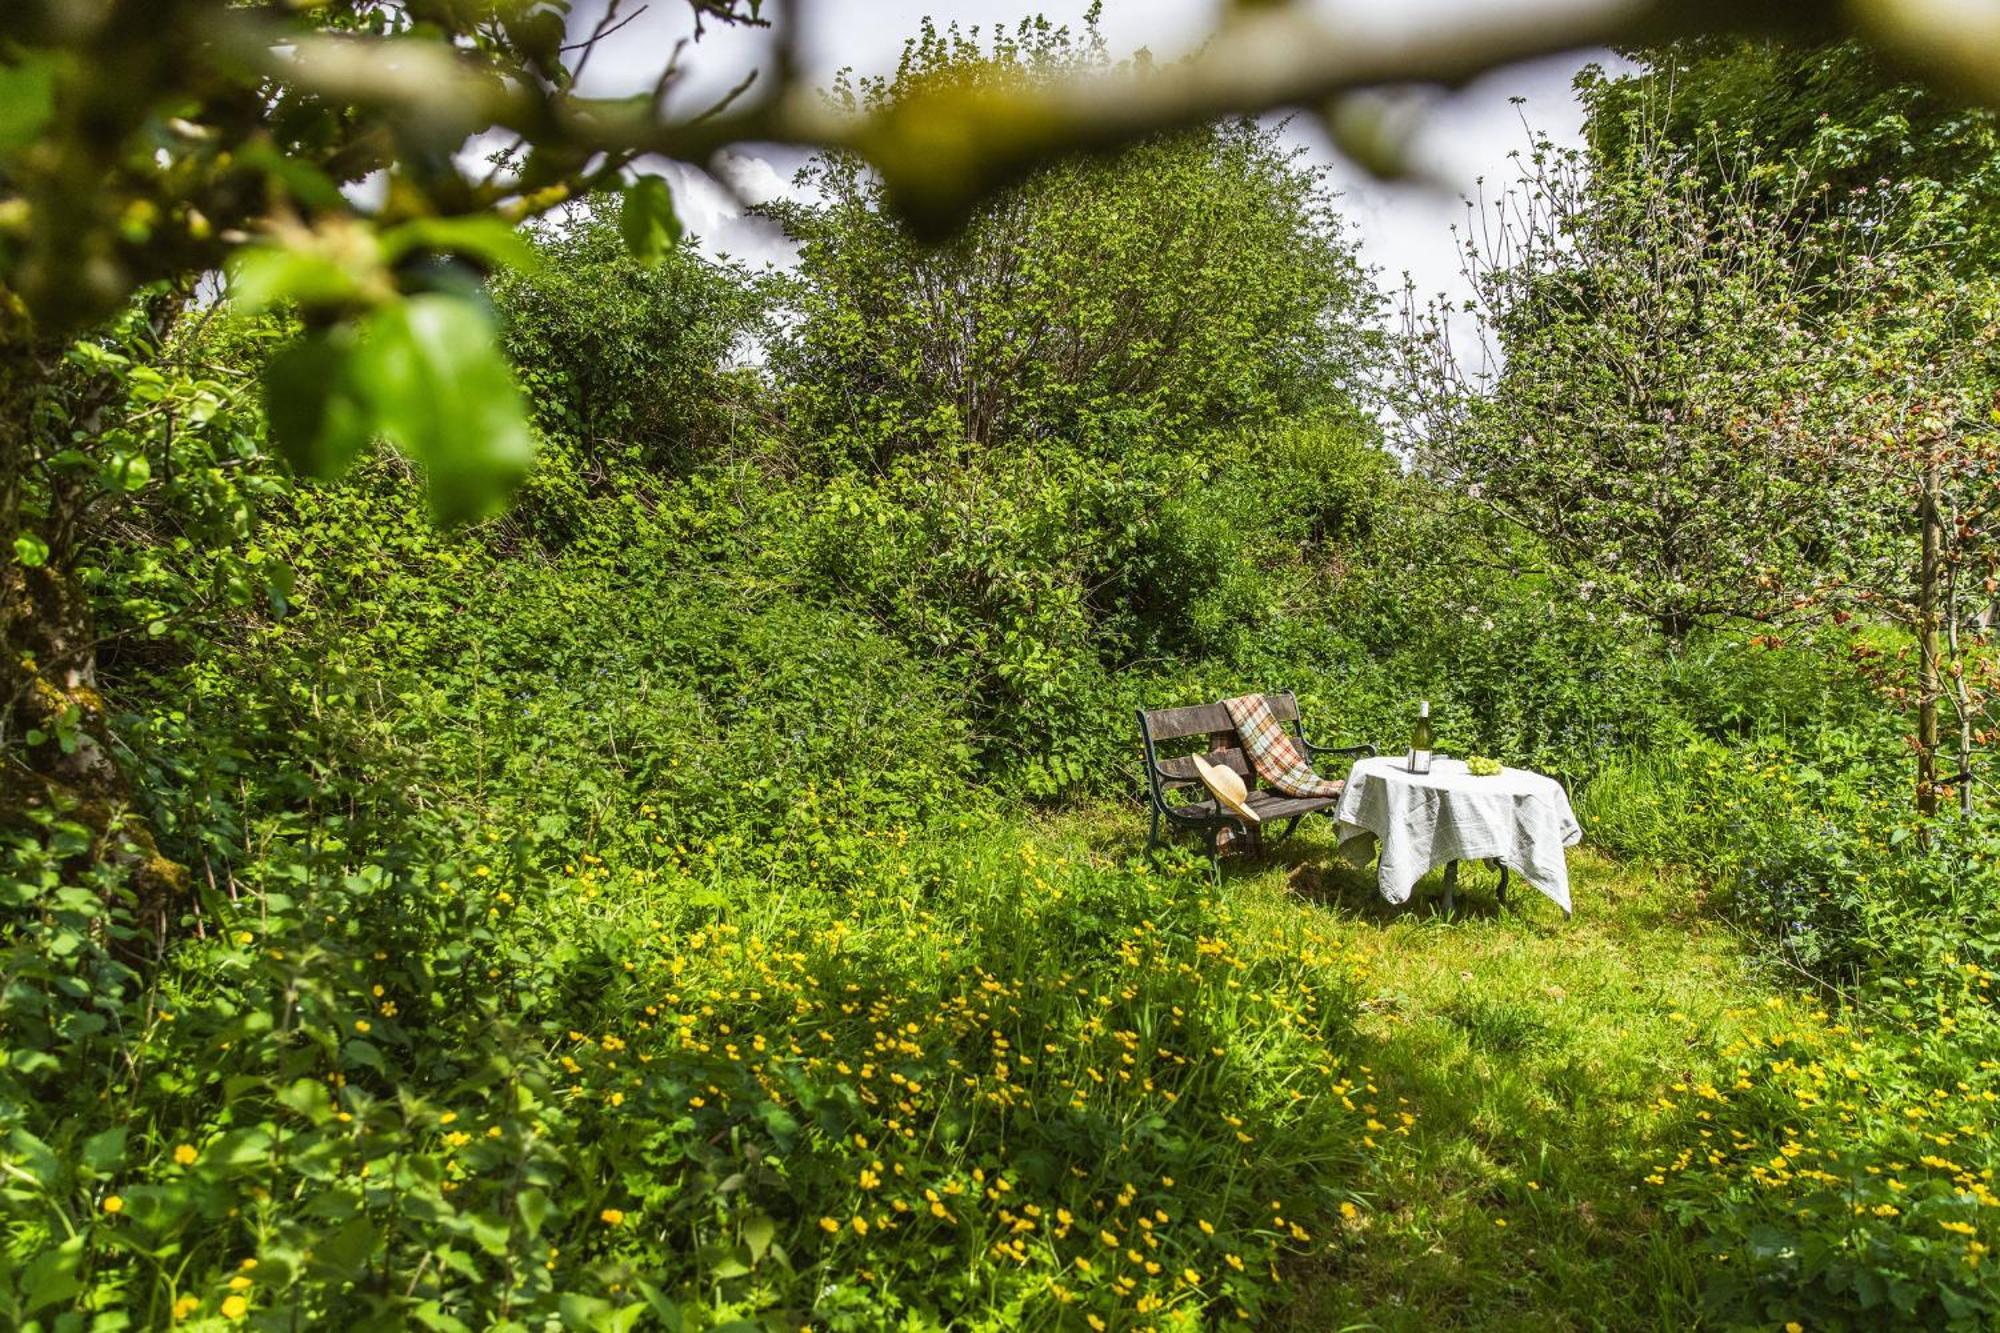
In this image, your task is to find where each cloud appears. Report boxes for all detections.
[661,156,801,270]
[714,150,795,207]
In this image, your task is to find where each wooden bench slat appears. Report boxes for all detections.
[1154,747,1256,783]
[1141,701,1233,740]
[1140,692,1297,741]
[1170,789,1343,821]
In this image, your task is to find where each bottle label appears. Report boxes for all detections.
[1408,748,1432,774]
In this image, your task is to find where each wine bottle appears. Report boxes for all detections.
[1408,700,1433,774]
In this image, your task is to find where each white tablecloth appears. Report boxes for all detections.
[1333,756,1583,912]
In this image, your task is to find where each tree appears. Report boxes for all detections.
[1831,253,2000,817]
[1397,120,1869,643]
[1583,37,2000,815]
[494,198,763,539]
[1579,37,2000,275]
[764,17,1379,469]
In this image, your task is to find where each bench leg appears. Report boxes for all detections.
[1147,806,1161,853]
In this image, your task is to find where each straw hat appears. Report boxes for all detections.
[1191,753,1261,825]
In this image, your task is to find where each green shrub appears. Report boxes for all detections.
[1574,732,1778,872]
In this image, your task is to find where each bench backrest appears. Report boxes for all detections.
[1137,692,1301,790]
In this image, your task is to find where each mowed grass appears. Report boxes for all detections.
[1053,810,1773,1331]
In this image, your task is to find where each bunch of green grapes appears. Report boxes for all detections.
[1465,755,1502,776]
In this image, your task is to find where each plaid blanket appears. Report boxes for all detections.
[1221,694,1343,798]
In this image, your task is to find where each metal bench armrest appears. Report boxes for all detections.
[1303,739,1375,759]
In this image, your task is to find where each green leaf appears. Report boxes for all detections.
[276,1077,334,1124]
[502,7,567,77]
[632,1282,685,1332]
[352,295,537,525]
[343,1038,386,1073]
[312,1214,380,1280]
[22,1234,83,1313]
[80,1127,126,1174]
[265,559,297,617]
[263,329,376,479]
[228,244,380,313]
[701,1243,751,1280]
[593,1306,646,1333]
[557,1292,611,1329]
[619,175,682,265]
[382,216,541,274]
[0,55,57,155]
[105,453,150,492]
[742,1210,775,1265]
[237,144,346,212]
[470,1212,512,1257]
[755,1099,799,1146]
[13,533,48,567]
[516,1187,550,1239]
[205,1129,273,1170]
[8,1128,59,1186]
[411,1303,473,1333]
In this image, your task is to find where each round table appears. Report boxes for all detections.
[1332,755,1582,916]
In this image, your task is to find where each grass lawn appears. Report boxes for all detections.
[1055,811,1777,1330]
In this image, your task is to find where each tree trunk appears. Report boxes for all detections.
[1946,505,1976,819]
[1961,689,1976,819]
[0,338,188,950]
[1657,606,1694,647]
[1917,466,1943,819]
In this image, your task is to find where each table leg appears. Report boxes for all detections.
[1441,860,1458,915]
[1492,858,1509,906]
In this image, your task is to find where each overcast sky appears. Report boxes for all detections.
[568,0,1636,306]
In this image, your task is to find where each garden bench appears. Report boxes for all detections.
[1137,691,1374,858]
